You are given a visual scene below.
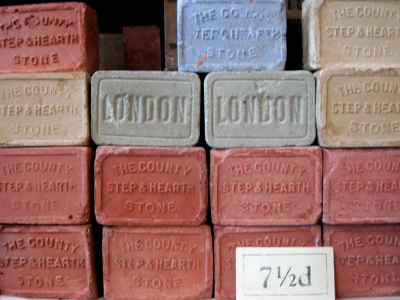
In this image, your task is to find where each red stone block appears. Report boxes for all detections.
[0,225,98,299]
[123,25,162,70]
[323,224,400,298]
[210,146,322,226]
[94,146,208,226]
[323,148,400,224]
[0,147,93,224]
[0,2,99,74]
[102,225,213,299]
[214,225,322,299]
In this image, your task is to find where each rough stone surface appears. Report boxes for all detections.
[177,0,287,72]
[99,34,125,70]
[214,225,322,299]
[210,146,323,226]
[94,146,208,226]
[204,71,316,148]
[0,147,93,224]
[303,0,400,70]
[123,26,162,71]
[0,2,99,75]
[0,72,91,147]
[315,68,400,148]
[0,225,98,299]
[91,70,201,146]
[323,224,400,298]
[323,148,400,225]
[102,225,213,300]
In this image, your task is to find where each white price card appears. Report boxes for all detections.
[236,247,335,300]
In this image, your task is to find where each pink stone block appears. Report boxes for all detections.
[210,146,323,226]
[0,147,93,224]
[102,225,213,299]
[0,2,99,74]
[323,224,400,298]
[323,148,400,224]
[0,225,98,299]
[94,146,208,226]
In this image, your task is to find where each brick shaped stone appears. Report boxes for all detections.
[94,146,208,226]
[323,148,400,225]
[210,146,322,226]
[0,72,90,147]
[164,0,178,70]
[0,2,99,74]
[323,224,400,298]
[177,0,287,72]
[99,34,125,70]
[123,26,162,71]
[303,0,400,70]
[102,225,213,299]
[91,71,201,147]
[204,71,316,148]
[0,225,98,299]
[0,146,92,224]
[315,68,400,148]
[214,225,321,299]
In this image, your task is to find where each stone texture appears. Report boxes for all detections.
[123,26,162,71]
[94,146,208,226]
[164,0,178,70]
[177,0,287,72]
[214,225,322,299]
[315,68,400,148]
[210,146,323,226]
[204,71,316,148]
[0,72,91,147]
[91,70,200,147]
[102,225,213,300]
[303,0,400,70]
[323,224,400,298]
[0,2,99,75]
[323,148,400,225]
[0,146,93,224]
[0,225,98,299]
[99,34,124,70]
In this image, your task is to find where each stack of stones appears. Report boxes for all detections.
[92,8,213,300]
[0,2,99,299]
[303,0,400,298]
[0,0,399,299]
[177,0,323,299]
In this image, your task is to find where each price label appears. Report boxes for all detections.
[236,247,335,300]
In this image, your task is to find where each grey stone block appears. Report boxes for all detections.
[204,71,316,148]
[91,71,200,146]
[177,0,287,72]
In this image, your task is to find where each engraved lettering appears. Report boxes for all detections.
[103,94,188,124]
[122,238,197,254]
[216,94,304,125]
[132,276,182,289]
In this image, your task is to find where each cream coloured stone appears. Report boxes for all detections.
[0,72,90,147]
[91,71,200,146]
[303,0,400,70]
[315,68,400,147]
[204,71,316,148]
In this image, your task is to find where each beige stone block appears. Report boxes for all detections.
[315,68,400,147]
[303,0,400,70]
[0,72,90,147]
